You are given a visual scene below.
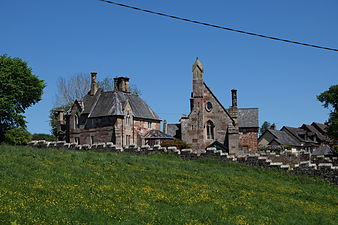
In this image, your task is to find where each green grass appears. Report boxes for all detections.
[0,145,337,225]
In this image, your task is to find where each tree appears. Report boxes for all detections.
[0,55,45,141]
[55,74,141,107]
[55,73,91,107]
[317,84,338,139]
[259,121,271,135]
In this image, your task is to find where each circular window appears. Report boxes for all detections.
[206,102,213,111]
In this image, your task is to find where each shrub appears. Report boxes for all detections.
[161,139,191,149]
[4,128,31,145]
[32,133,57,141]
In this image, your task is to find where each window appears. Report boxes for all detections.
[126,135,131,146]
[74,114,79,129]
[126,111,131,126]
[75,137,80,144]
[148,122,152,128]
[206,120,215,139]
[206,102,213,111]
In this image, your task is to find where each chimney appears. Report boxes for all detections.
[55,109,65,133]
[231,89,237,107]
[163,120,168,134]
[90,72,98,95]
[114,77,130,93]
[270,124,276,130]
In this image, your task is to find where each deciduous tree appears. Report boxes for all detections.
[317,84,338,139]
[0,55,45,141]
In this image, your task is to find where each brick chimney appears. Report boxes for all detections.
[231,89,237,107]
[90,72,98,96]
[114,77,130,93]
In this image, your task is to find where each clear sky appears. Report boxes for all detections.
[1,0,338,134]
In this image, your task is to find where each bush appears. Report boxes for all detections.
[4,128,31,145]
[161,139,191,149]
[32,133,57,141]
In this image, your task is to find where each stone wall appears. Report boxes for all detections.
[27,140,338,185]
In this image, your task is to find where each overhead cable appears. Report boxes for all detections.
[98,0,338,52]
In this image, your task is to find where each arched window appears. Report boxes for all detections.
[74,114,79,129]
[206,120,215,139]
[126,111,131,126]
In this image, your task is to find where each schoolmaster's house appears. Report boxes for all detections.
[56,73,164,147]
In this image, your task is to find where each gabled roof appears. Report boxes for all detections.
[268,129,301,146]
[203,82,235,124]
[238,108,259,128]
[144,130,174,139]
[311,122,327,134]
[282,126,307,142]
[301,124,327,142]
[80,90,160,121]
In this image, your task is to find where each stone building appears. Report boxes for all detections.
[168,59,259,153]
[258,122,332,152]
[56,73,162,147]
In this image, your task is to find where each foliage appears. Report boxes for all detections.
[160,138,191,149]
[259,121,271,135]
[0,145,337,224]
[49,105,70,136]
[0,55,45,141]
[3,128,31,145]
[55,73,91,107]
[31,133,57,142]
[317,84,338,139]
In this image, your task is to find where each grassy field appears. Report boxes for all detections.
[0,145,337,225]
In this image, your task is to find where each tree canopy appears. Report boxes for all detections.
[259,121,271,136]
[0,55,45,141]
[317,84,338,140]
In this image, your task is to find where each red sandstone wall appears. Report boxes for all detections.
[239,131,258,151]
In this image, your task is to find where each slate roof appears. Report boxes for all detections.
[312,145,333,156]
[144,130,174,139]
[167,124,181,139]
[81,90,160,121]
[301,124,327,142]
[282,126,306,142]
[268,129,301,146]
[238,108,259,128]
[312,122,327,134]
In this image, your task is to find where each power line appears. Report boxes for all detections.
[98,0,338,52]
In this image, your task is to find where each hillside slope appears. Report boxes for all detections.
[0,145,337,224]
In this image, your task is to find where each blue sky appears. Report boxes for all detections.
[1,0,338,134]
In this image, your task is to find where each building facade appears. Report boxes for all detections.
[169,59,259,153]
[57,73,161,147]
